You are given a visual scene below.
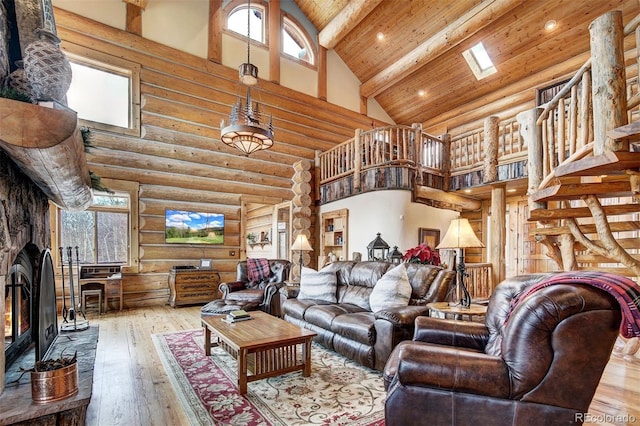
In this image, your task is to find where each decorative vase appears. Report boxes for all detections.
[23,28,72,103]
[4,60,36,102]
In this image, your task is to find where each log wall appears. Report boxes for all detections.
[52,8,376,307]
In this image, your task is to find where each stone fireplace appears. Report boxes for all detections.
[0,150,52,394]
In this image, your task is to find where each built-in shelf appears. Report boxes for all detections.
[320,209,348,262]
[0,98,92,210]
[248,240,271,248]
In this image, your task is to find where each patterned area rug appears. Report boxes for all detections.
[152,329,386,425]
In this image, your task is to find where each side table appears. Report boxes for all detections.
[426,302,487,321]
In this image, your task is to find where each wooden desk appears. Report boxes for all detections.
[427,302,487,321]
[169,269,220,307]
[79,264,122,312]
[202,311,316,394]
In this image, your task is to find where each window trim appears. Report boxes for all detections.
[51,179,140,274]
[281,13,316,69]
[224,0,270,47]
[61,42,141,137]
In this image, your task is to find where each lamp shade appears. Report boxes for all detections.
[291,234,313,252]
[436,218,485,249]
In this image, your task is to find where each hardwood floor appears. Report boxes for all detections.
[85,306,640,426]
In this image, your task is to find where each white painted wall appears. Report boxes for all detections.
[53,0,126,30]
[319,190,459,261]
[142,0,209,58]
[281,58,317,97]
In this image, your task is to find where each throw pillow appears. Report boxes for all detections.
[369,263,412,312]
[297,266,337,303]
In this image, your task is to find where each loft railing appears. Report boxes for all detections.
[317,125,446,186]
[466,263,494,300]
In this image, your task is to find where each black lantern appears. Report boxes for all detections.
[389,246,403,264]
[367,233,390,260]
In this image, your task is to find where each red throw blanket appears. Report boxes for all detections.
[507,271,640,338]
[247,258,272,288]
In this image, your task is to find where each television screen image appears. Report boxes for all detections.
[165,210,225,244]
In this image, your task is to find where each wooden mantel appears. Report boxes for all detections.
[0,98,92,211]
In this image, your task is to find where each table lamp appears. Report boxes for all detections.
[436,218,485,308]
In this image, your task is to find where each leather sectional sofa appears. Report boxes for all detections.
[278,261,455,370]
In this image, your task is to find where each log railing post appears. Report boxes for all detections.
[518,108,545,211]
[354,129,362,191]
[483,116,499,183]
[589,10,628,154]
[412,123,423,185]
[441,133,451,191]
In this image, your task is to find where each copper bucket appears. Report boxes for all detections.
[30,362,79,404]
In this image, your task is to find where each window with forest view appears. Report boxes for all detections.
[60,194,130,264]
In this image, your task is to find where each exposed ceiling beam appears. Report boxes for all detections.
[318,0,383,50]
[360,0,525,98]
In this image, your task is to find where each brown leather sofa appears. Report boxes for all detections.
[210,259,290,315]
[383,273,622,426]
[279,261,455,370]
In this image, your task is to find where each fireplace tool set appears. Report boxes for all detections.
[59,246,89,332]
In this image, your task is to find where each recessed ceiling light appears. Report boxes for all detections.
[464,189,472,193]
[544,20,557,31]
[507,188,516,193]
[376,32,384,41]
[418,89,426,97]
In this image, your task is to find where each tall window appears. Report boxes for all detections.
[282,16,314,65]
[227,4,266,43]
[67,62,130,128]
[60,193,130,264]
[64,47,141,137]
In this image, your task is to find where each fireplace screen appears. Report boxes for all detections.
[4,250,33,369]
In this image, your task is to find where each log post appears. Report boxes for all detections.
[291,159,313,282]
[412,123,423,185]
[353,129,362,191]
[517,107,545,211]
[483,116,499,183]
[589,10,628,154]
[441,133,451,191]
[489,184,506,285]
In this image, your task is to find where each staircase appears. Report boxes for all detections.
[525,10,640,277]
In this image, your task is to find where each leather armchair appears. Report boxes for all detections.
[383,273,622,426]
[219,259,290,315]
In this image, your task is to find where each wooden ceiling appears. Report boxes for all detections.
[293,0,640,130]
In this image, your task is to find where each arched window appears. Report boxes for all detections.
[227,3,266,43]
[282,15,314,65]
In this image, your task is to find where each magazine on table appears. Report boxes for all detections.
[222,310,252,323]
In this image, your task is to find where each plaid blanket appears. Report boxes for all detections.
[247,258,272,288]
[507,271,640,338]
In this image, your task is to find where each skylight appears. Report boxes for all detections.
[463,42,497,80]
[470,43,493,71]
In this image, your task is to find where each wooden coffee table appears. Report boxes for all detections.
[201,311,316,394]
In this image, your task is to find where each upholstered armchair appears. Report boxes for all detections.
[217,259,291,315]
[383,273,624,426]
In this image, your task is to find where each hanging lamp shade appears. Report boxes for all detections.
[220,0,274,156]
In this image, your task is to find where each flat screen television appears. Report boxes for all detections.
[165,210,225,244]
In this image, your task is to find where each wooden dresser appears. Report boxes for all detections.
[168,268,221,307]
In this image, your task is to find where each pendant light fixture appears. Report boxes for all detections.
[220,0,274,156]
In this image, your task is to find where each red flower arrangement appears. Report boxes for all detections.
[402,243,441,266]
